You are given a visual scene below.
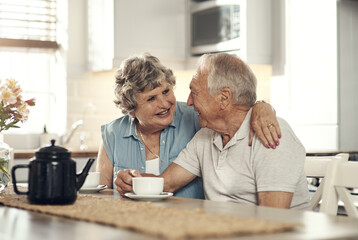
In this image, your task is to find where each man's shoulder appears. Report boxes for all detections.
[276,117,304,147]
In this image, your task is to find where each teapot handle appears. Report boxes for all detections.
[11,164,29,195]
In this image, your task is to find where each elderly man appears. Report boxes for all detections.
[117,53,311,210]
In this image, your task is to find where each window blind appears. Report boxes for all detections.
[0,0,58,49]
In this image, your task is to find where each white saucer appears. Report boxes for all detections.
[124,192,173,201]
[79,185,107,194]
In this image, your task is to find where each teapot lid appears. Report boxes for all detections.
[36,139,71,159]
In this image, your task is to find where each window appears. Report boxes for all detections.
[0,0,66,134]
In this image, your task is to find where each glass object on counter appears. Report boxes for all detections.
[0,138,11,187]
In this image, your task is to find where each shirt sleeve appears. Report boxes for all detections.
[253,119,306,193]
[174,133,202,177]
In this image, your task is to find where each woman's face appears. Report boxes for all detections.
[132,80,176,132]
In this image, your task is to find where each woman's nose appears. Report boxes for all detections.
[157,95,170,108]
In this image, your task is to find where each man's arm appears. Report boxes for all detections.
[160,163,197,193]
[114,163,196,195]
[257,191,293,209]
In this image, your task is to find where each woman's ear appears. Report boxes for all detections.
[217,87,232,109]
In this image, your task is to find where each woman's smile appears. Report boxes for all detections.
[155,108,170,117]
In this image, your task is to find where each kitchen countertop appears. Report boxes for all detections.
[13,150,358,160]
[13,149,98,159]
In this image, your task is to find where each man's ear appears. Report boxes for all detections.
[217,87,232,109]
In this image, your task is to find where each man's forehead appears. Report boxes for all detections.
[190,73,200,88]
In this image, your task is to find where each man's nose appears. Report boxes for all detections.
[187,93,193,106]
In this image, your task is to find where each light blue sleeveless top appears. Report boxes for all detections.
[101,102,204,199]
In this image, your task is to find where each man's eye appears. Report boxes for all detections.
[147,96,155,102]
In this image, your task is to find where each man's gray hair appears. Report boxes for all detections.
[114,53,176,114]
[198,53,257,106]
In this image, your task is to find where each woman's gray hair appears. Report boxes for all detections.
[198,53,257,106]
[114,53,176,114]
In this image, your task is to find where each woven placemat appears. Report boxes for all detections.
[0,187,299,239]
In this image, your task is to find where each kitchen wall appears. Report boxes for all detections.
[66,0,272,151]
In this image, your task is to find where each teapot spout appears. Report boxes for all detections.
[76,158,95,190]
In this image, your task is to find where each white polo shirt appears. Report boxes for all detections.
[174,108,311,210]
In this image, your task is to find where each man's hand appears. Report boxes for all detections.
[114,169,142,196]
[249,102,281,148]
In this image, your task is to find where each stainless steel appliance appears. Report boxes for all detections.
[191,0,242,55]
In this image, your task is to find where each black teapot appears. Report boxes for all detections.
[11,140,95,205]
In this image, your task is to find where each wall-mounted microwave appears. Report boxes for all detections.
[191,0,243,56]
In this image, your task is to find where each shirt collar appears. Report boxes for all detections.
[213,107,252,148]
[124,116,137,138]
[234,107,252,141]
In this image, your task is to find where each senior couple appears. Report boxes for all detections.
[97,52,311,210]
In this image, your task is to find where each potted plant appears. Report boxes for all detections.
[0,78,35,187]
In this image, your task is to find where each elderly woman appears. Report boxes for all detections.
[96,53,280,199]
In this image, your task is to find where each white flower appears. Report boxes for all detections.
[0,87,17,105]
[17,103,30,122]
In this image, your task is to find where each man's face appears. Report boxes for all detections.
[187,69,219,129]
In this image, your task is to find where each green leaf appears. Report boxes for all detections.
[0,162,10,180]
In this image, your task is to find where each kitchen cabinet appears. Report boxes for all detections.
[270,0,358,152]
[87,0,114,71]
[112,0,187,70]
[88,0,273,71]
[186,0,273,69]
[241,0,272,64]
[338,0,358,152]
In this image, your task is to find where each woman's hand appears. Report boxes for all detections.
[249,101,281,148]
[114,169,142,196]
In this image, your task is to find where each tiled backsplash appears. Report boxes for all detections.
[66,65,271,151]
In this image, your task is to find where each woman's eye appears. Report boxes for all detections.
[147,96,155,102]
[163,89,169,94]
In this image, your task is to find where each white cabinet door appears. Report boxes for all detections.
[270,0,338,152]
[87,0,114,71]
[113,0,187,70]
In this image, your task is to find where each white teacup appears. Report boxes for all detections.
[82,172,100,189]
[132,177,164,195]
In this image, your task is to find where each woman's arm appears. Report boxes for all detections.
[250,101,282,148]
[96,142,114,188]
